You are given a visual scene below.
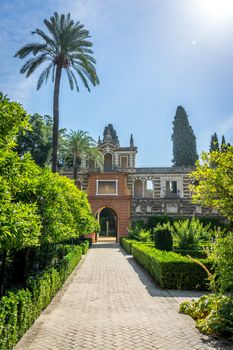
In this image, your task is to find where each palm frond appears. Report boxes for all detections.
[15,12,99,93]
[32,28,56,49]
[37,62,54,90]
[14,43,47,58]
[20,54,48,77]
[66,68,79,91]
[72,67,90,91]
[65,68,74,90]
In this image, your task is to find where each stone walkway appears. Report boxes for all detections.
[15,243,231,350]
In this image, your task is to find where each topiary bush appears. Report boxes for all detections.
[131,243,213,290]
[154,223,173,251]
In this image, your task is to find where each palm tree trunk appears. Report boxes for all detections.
[52,65,62,172]
[73,155,77,180]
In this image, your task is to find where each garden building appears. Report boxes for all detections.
[64,124,217,242]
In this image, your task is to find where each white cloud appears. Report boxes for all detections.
[2,75,37,104]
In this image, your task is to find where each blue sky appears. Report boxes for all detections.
[1,0,233,166]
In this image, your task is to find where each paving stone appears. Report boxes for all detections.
[14,243,231,350]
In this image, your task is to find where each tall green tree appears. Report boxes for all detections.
[16,114,53,166]
[65,130,103,179]
[15,12,99,172]
[209,132,219,152]
[16,113,67,167]
[171,106,198,166]
[221,135,227,152]
[190,146,233,222]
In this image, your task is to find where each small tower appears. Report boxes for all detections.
[130,134,134,148]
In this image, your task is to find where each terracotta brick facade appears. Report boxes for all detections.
[87,173,131,242]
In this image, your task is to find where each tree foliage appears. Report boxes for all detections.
[0,95,98,294]
[15,12,99,172]
[190,147,233,222]
[16,114,53,166]
[0,93,30,149]
[209,132,219,152]
[172,106,198,166]
[211,232,233,294]
[64,130,103,178]
[16,113,66,167]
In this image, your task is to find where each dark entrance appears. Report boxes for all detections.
[99,207,117,239]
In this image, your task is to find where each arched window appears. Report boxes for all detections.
[104,153,113,172]
[145,180,153,198]
[134,180,143,198]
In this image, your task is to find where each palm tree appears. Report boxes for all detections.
[86,147,103,172]
[15,12,99,172]
[65,130,103,179]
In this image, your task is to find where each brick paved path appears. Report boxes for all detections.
[15,243,231,350]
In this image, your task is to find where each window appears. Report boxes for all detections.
[104,153,113,172]
[166,181,178,196]
[120,156,128,168]
[88,159,95,169]
[145,180,153,198]
[96,180,118,195]
[134,180,143,198]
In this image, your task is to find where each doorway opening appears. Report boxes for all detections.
[99,207,117,242]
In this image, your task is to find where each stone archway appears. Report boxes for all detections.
[98,207,118,241]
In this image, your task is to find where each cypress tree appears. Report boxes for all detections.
[171,106,198,166]
[221,135,227,151]
[210,132,219,152]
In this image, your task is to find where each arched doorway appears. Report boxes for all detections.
[104,153,113,172]
[99,207,117,241]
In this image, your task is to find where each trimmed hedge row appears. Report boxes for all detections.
[120,238,153,254]
[0,244,84,350]
[130,243,213,290]
[120,238,137,254]
[173,249,207,259]
[80,239,90,255]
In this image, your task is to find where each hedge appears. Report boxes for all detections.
[0,244,84,350]
[80,239,90,255]
[120,238,137,254]
[173,249,207,259]
[130,243,213,290]
[120,238,153,254]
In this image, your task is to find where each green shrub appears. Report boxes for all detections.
[180,294,233,337]
[154,223,173,251]
[131,243,213,290]
[210,232,233,294]
[0,245,82,350]
[137,229,152,242]
[146,215,228,231]
[172,218,212,250]
[80,240,90,254]
[127,223,142,240]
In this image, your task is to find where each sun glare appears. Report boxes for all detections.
[200,0,233,22]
